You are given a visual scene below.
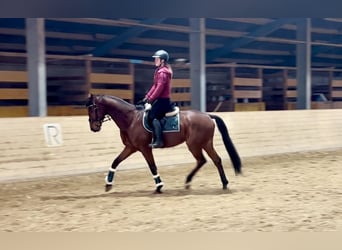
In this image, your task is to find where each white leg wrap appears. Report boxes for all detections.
[153,174,163,187]
[156,182,164,187]
[105,176,114,185]
[108,167,116,172]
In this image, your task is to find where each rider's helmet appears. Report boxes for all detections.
[152,50,169,62]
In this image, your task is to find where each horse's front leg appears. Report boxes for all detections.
[105,146,136,192]
[140,147,164,194]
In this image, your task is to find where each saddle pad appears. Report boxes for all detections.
[143,112,180,133]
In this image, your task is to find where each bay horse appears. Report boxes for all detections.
[86,94,242,193]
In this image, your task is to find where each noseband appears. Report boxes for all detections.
[87,103,111,125]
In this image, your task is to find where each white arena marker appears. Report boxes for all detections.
[43,123,63,147]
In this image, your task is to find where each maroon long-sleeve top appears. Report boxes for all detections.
[145,65,172,103]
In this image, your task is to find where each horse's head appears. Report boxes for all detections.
[85,94,109,132]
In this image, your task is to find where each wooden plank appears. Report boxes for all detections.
[48,106,87,116]
[332,101,342,108]
[0,88,28,99]
[233,90,262,99]
[0,106,87,117]
[233,77,262,87]
[90,88,133,100]
[287,79,297,87]
[90,73,133,84]
[0,71,28,82]
[234,102,265,111]
[171,92,191,101]
[0,106,28,117]
[288,102,336,110]
[171,79,191,103]
[286,102,297,110]
[331,90,342,98]
[172,79,191,88]
[286,90,297,98]
[179,105,192,110]
[47,76,85,81]
[311,102,333,109]
[331,79,342,87]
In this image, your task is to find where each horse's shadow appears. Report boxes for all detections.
[40,187,251,201]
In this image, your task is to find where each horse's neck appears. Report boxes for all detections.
[110,110,136,130]
[103,98,135,130]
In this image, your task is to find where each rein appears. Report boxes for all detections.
[87,103,111,124]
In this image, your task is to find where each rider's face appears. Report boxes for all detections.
[154,57,162,67]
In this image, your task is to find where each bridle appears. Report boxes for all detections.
[86,102,111,125]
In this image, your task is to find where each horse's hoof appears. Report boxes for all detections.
[105,184,112,192]
[222,185,228,190]
[185,180,192,189]
[155,185,163,194]
[235,170,243,176]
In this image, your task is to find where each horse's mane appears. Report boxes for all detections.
[100,95,136,111]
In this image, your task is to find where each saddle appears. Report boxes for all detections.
[143,105,180,133]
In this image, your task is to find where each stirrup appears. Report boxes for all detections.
[149,141,164,148]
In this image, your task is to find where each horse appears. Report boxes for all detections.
[86,93,242,193]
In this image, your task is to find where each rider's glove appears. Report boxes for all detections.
[144,103,152,111]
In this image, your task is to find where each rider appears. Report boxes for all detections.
[142,49,173,148]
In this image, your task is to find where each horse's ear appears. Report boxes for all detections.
[85,93,93,107]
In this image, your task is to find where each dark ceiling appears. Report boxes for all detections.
[0,18,342,68]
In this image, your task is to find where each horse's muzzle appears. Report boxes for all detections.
[90,121,102,132]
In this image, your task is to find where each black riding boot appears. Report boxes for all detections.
[149,119,164,148]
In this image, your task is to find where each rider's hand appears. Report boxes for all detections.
[144,103,152,111]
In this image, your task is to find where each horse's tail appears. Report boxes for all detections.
[209,114,242,175]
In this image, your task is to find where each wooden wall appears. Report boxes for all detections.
[171,78,191,110]
[206,66,265,112]
[89,61,135,103]
[1,109,341,182]
[1,58,342,117]
[0,70,28,117]
[0,59,136,117]
[331,78,342,108]
[264,69,342,110]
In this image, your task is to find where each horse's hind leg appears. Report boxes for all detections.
[204,143,229,189]
[185,146,207,189]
